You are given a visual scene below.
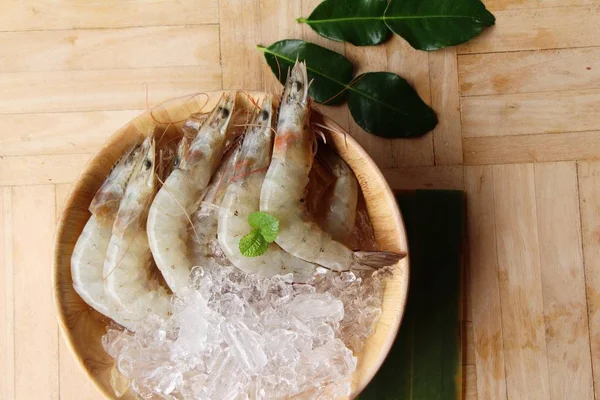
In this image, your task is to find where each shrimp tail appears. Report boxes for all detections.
[351,250,406,270]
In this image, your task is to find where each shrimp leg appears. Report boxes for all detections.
[260,61,405,271]
[103,137,171,329]
[218,95,316,282]
[147,92,236,295]
[71,144,140,325]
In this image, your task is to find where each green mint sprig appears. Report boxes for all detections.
[239,212,280,257]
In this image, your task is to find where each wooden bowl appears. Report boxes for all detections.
[52,91,410,399]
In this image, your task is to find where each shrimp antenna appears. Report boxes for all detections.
[312,122,349,148]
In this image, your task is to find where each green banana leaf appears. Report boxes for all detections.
[297,0,391,46]
[384,0,495,51]
[359,190,465,400]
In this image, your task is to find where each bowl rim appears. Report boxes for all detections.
[52,90,410,400]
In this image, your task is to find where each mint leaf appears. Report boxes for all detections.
[239,228,269,257]
[248,211,279,243]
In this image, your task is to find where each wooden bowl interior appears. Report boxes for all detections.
[53,91,409,399]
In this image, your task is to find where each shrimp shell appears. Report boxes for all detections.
[71,143,141,325]
[147,92,237,295]
[103,137,172,330]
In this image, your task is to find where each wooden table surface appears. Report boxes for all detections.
[1,1,599,399]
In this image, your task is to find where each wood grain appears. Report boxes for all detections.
[383,166,464,190]
[484,0,600,11]
[0,67,222,114]
[461,90,600,138]
[0,187,15,400]
[13,185,59,399]
[259,0,302,94]
[0,111,142,156]
[534,162,594,399]
[458,6,600,54]
[220,0,263,90]
[465,166,507,400]
[429,48,463,165]
[459,47,600,96]
[0,0,219,31]
[577,161,600,400]
[463,131,600,165]
[0,26,220,73]
[0,154,92,186]
[492,164,550,400]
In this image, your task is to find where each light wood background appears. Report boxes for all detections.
[0,1,598,399]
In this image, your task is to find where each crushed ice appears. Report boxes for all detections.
[102,265,392,400]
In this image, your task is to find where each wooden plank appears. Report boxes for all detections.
[259,0,302,94]
[387,36,435,168]
[13,185,58,399]
[0,188,14,400]
[0,154,91,186]
[386,35,435,167]
[459,47,600,96]
[0,0,218,31]
[465,321,476,365]
[492,164,550,400]
[301,0,351,133]
[0,66,222,114]
[458,6,600,54]
[55,184,72,216]
[464,166,507,400]
[461,90,600,138]
[0,110,141,156]
[578,161,600,400]
[220,0,263,90]
[534,162,594,399]
[485,0,600,11]
[54,183,103,400]
[383,166,464,190]
[463,131,600,165]
[464,365,478,400]
[0,25,220,73]
[429,48,463,165]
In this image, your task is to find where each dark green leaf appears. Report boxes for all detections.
[384,0,495,51]
[239,229,269,257]
[346,72,438,138]
[360,190,465,399]
[248,211,279,243]
[298,0,391,46]
[257,39,353,105]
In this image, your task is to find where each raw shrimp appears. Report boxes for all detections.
[147,92,236,295]
[71,144,141,325]
[104,137,172,329]
[260,61,405,271]
[218,96,316,282]
[188,141,242,267]
[316,143,358,244]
